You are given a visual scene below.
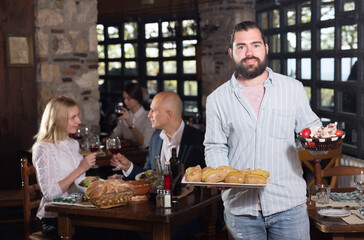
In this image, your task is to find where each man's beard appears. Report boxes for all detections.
[234,54,268,79]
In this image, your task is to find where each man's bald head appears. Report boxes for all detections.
[153,91,183,118]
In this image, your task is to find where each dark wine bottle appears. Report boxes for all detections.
[170,148,182,196]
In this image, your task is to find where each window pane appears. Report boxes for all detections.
[146,42,158,58]
[259,12,268,30]
[125,61,137,75]
[107,44,121,58]
[304,86,311,101]
[97,24,104,41]
[146,61,159,76]
[320,27,335,50]
[97,45,105,59]
[287,5,296,25]
[183,40,197,57]
[163,61,177,74]
[320,0,335,21]
[343,0,355,11]
[108,62,122,75]
[320,88,334,111]
[163,41,176,57]
[287,32,296,52]
[270,59,280,73]
[147,80,158,95]
[272,9,280,28]
[271,34,280,53]
[124,43,137,58]
[301,58,311,79]
[124,22,137,40]
[183,60,196,74]
[145,23,158,39]
[342,57,358,81]
[341,24,358,50]
[164,80,177,92]
[287,59,296,78]
[184,81,198,96]
[108,26,119,39]
[341,90,356,114]
[320,58,334,81]
[98,62,105,75]
[182,20,197,36]
[184,100,198,115]
[162,21,177,37]
[342,121,357,147]
[301,30,311,50]
[301,1,311,23]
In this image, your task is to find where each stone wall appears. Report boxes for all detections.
[35,0,100,132]
[199,0,256,112]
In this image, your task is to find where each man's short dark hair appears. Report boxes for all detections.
[229,21,266,49]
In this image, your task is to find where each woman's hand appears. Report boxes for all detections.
[110,153,132,171]
[117,106,130,121]
[79,152,97,172]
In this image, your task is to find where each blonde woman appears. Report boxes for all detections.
[32,96,97,239]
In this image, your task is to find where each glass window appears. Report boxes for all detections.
[124,22,137,40]
[97,24,104,41]
[320,58,334,81]
[272,9,280,28]
[163,61,177,74]
[147,61,159,76]
[287,32,296,52]
[108,26,119,39]
[107,44,122,58]
[301,58,311,80]
[341,57,358,81]
[340,90,356,114]
[98,62,105,76]
[182,20,197,36]
[124,43,137,58]
[145,23,158,39]
[270,59,281,73]
[183,60,196,74]
[343,0,355,11]
[301,1,311,23]
[341,121,357,147]
[146,42,159,58]
[287,5,296,25]
[124,61,137,75]
[184,81,198,96]
[184,100,198,116]
[163,41,176,57]
[341,24,358,50]
[259,12,268,30]
[301,30,311,50]
[320,27,335,50]
[320,88,334,111]
[183,40,197,56]
[271,34,281,53]
[320,0,335,21]
[287,58,296,78]
[147,80,158,95]
[164,80,177,92]
[162,21,177,37]
[97,45,105,59]
[304,86,311,101]
[108,62,122,75]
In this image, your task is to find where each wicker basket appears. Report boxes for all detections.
[296,132,345,151]
[89,191,134,209]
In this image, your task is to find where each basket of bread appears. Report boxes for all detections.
[85,179,134,208]
[183,165,270,187]
[297,122,345,151]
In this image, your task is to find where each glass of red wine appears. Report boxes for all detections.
[114,104,125,124]
[88,134,100,169]
[106,137,122,171]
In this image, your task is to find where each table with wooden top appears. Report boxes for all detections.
[308,188,364,240]
[46,188,220,240]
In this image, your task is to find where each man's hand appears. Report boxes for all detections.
[110,153,132,171]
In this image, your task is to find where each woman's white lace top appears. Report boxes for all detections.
[32,139,84,219]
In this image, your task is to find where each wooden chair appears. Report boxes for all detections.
[21,158,50,240]
[314,157,364,189]
[298,147,342,188]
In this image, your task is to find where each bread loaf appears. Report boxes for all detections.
[244,174,267,184]
[224,171,245,183]
[202,169,227,183]
[216,166,238,174]
[185,165,202,182]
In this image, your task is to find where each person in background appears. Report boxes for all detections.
[110,82,154,149]
[111,91,206,180]
[204,21,321,240]
[31,96,109,239]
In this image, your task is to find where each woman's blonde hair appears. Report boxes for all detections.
[33,96,78,149]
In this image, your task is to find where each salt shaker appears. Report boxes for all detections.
[156,189,163,208]
[163,190,171,208]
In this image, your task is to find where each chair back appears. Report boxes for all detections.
[21,158,47,240]
[298,147,342,187]
[314,157,364,189]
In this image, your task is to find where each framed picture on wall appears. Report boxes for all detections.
[5,33,34,67]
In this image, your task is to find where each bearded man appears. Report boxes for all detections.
[204,21,321,240]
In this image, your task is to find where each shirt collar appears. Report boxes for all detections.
[159,120,185,147]
[229,67,275,92]
[130,106,144,118]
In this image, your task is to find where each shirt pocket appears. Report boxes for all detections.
[269,109,294,140]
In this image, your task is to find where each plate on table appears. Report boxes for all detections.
[318,208,351,218]
[181,176,271,188]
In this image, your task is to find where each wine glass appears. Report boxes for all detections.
[88,134,100,169]
[114,104,125,124]
[106,137,122,171]
[354,169,364,214]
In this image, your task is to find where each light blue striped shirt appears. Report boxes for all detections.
[204,67,321,217]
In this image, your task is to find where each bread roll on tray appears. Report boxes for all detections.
[202,169,227,183]
[224,171,245,183]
